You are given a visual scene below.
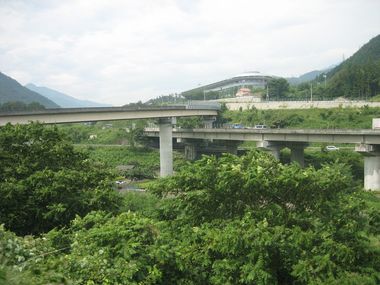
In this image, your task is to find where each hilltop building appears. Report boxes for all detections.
[181,71,274,99]
[235,87,253,97]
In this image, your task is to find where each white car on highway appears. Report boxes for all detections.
[325,145,339,151]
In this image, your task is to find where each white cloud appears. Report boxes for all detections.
[0,0,379,105]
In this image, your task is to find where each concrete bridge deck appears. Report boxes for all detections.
[144,127,380,144]
[0,106,219,178]
[144,127,380,191]
[2,106,379,190]
[0,106,218,126]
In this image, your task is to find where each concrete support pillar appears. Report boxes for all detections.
[158,118,173,177]
[289,143,307,167]
[203,116,216,128]
[267,146,281,160]
[355,143,380,191]
[257,141,283,160]
[364,156,380,191]
[184,143,197,160]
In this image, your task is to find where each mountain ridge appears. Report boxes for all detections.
[0,72,59,108]
[328,34,380,78]
[25,83,112,108]
[286,67,333,85]
[325,34,380,98]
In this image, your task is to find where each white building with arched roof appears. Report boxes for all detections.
[181,71,274,98]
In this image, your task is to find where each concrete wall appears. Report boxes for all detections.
[211,95,261,103]
[223,100,380,110]
[373,118,380,129]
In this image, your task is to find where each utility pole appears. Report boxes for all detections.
[266,84,269,100]
[310,83,313,102]
[203,90,206,101]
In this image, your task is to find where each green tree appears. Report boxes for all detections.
[268,78,290,99]
[177,116,203,128]
[1,143,379,284]
[59,211,165,284]
[125,126,145,148]
[148,151,380,284]
[0,224,69,284]
[0,123,121,235]
[0,101,46,112]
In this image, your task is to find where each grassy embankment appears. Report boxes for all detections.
[224,106,380,129]
[76,144,186,181]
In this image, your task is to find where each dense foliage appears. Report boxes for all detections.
[0,101,46,112]
[280,149,364,182]
[326,61,380,99]
[58,120,148,145]
[224,106,380,129]
[0,124,379,284]
[79,145,160,179]
[145,94,186,105]
[267,78,290,99]
[0,123,121,235]
[77,145,186,179]
[149,152,380,284]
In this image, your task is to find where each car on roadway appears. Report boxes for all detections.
[325,145,339,151]
[232,124,244,129]
[254,124,267,129]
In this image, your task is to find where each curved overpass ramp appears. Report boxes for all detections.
[0,106,218,126]
[0,105,219,178]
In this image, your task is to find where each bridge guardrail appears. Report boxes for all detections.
[185,101,221,110]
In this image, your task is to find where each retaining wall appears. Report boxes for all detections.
[224,100,380,110]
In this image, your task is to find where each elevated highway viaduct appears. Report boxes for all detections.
[0,106,218,177]
[2,105,380,190]
[144,127,380,191]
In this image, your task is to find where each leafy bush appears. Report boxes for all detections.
[58,211,166,284]
[280,149,364,182]
[121,192,161,218]
[0,123,122,235]
[1,142,379,284]
[0,225,69,284]
[79,145,186,179]
[148,151,380,284]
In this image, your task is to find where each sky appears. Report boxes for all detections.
[0,0,379,106]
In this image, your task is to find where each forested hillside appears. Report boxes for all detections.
[252,35,380,100]
[0,101,46,112]
[330,35,380,75]
[0,72,59,108]
[286,67,333,85]
[323,34,380,99]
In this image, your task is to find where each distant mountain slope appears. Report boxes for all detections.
[287,67,334,85]
[25,84,112,108]
[329,34,380,78]
[0,72,59,108]
[326,34,380,98]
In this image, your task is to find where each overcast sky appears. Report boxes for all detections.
[0,0,379,105]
